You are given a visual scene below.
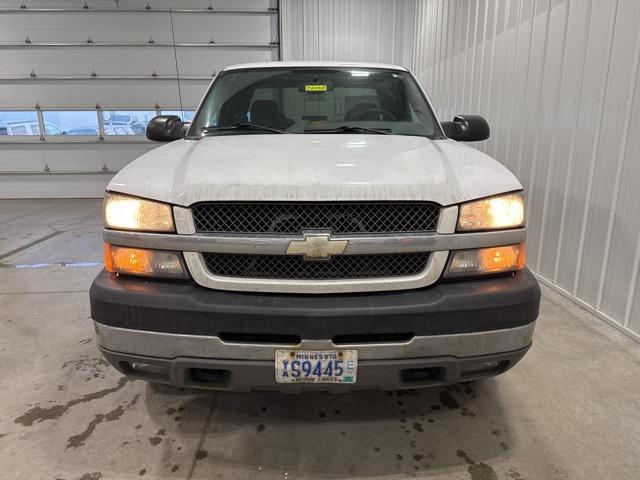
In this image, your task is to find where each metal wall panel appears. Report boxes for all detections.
[281,0,640,339]
[0,0,278,198]
[280,0,417,65]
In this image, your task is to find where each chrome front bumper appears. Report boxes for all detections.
[95,321,535,392]
[94,320,535,361]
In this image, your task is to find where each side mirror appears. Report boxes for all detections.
[441,115,490,142]
[146,115,185,142]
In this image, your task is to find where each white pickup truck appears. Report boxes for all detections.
[90,61,540,392]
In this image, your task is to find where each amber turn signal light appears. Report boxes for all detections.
[445,243,526,278]
[104,244,187,279]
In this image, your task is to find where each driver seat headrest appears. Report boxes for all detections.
[250,100,282,127]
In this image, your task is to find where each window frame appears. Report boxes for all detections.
[40,110,101,140]
[100,109,159,139]
[1,106,197,143]
[0,110,42,142]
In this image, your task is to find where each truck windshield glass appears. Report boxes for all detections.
[189,68,439,138]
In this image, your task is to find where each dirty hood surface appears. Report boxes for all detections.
[108,134,521,206]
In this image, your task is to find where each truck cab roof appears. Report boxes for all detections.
[222,61,409,72]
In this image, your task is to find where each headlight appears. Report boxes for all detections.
[444,243,526,278]
[104,244,187,279]
[104,193,174,232]
[457,192,524,231]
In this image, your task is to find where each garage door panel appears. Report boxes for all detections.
[0,80,209,109]
[119,0,273,9]
[0,143,157,173]
[0,145,49,173]
[0,173,114,198]
[0,13,173,43]
[0,11,272,44]
[0,47,276,77]
[172,14,272,43]
[176,48,276,76]
[0,1,270,198]
[0,48,178,77]
[98,143,159,171]
[0,0,273,10]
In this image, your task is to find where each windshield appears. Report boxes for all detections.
[188,67,441,138]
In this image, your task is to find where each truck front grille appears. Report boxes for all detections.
[202,252,430,280]
[192,202,440,235]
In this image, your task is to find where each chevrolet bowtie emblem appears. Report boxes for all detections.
[286,233,349,260]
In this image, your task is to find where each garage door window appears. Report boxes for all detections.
[0,111,39,136]
[101,110,157,135]
[42,111,99,136]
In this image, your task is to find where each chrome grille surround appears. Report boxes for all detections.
[202,252,430,280]
[183,250,450,294]
[189,202,441,290]
[103,205,528,294]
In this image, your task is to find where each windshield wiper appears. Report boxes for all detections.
[202,123,287,134]
[303,125,391,135]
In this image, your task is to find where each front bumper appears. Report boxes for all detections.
[99,344,531,393]
[90,268,540,391]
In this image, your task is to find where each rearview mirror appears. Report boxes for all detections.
[441,115,490,142]
[146,115,185,142]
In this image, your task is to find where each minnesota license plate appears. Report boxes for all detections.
[275,350,358,384]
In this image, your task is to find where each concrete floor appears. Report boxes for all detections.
[1,199,639,480]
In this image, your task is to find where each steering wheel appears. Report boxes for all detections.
[351,108,397,121]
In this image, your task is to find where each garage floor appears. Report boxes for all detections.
[1,199,639,480]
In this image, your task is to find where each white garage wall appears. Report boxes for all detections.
[412,0,640,342]
[280,0,417,66]
[0,0,279,198]
[281,0,640,341]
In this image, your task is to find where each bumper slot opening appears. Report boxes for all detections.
[460,359,510,381]
[187,368,231,386]
[219,332,302,345]
[400,366,444,384]
[119,361,170,382]
[333,333,414,344]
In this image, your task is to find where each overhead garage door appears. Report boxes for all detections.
[0,0,280,198]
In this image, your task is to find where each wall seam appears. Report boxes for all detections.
[500,0,524,168]
[595,7,640,311]
[514,0,539,180]
[490,0,511,160]
[552,0,595,284]
[482,0,501,154]
[524,0,553,230]
[535,0,572,272]
[572,0,620,296]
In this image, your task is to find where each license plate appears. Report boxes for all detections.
[275,350,358,384]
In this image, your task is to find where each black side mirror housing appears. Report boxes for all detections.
[146,115,185,142]
[441,115,490,142]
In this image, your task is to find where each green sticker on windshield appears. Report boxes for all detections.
[305,84,327,92]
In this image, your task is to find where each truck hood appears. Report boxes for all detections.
[108,134,522,206]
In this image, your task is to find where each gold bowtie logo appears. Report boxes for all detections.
[286,233,349,260]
